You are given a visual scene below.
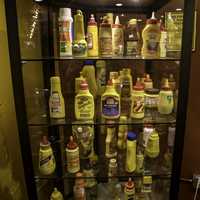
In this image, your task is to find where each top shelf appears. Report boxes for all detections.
[21,56,181,63]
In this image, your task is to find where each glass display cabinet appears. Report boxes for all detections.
[5,0,195,199]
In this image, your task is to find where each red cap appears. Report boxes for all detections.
[145,74,152,82]
[147,18,158,24]
[67,136,77,149]
[41,136,49,145]
[80,80,88,90]
[133,79,144,91]
[125,178,134,189]
[88,14,97,26]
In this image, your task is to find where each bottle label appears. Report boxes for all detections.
[66,148,80,173]
[100,37,112,55]
[39,152,55,174]
[132,95,144,114]
[59,20,72,54]
[102,96,120,117]
[143,127,153,147]
[144,95,158,108]
[126,41,139,55]
[50,92,62,113]
[113,28,124,56]
[76,96,94,119]
[97,68,106,87]
[87,32,93,49]
[121,80,131,97]
[146,32,159,53]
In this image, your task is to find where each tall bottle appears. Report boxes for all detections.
[49,76,65,119]
[158,79,174,114]
[120,68,133,116]
[73,10,87,57]
[131,78,145,119]
[75,80,94,120]
[126,132,137,173]
[81,60,97,98]
[96,60,106,95]
[58,8,73,57]
[124,178,135,200]
[66,136,80,173]
[166,12,181,58]
[39,136,56,175]
[101,80,120,119]
[141,12,161,59]
[73,172,86,200]
[99,16,112,57]
[125,18,141,57]
[112,16,124,56]
[87,14,99,57]
[50,188,64,200]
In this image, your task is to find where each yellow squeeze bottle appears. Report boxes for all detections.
[75,80,94,120]
[87,14,99,57]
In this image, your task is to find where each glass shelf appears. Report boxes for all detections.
[28,113,176,127]
[21,56,181,63]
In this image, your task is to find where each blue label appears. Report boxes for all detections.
[102,97,120,117]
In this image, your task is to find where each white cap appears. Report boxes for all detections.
[115,16,120,24]
[59,8,71,18]
[151,11,156,19]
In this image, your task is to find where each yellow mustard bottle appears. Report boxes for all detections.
[49,76,65,119]
[126,132,137,173]
[87,14,99,57]
[75,80,94,120]
[73,10,87,57]
[158,78,174,114]
[141,12,161,59]
[145,128,160,158]
[131,78,145,119]
[101,80,120,119]
[50,188,64,200]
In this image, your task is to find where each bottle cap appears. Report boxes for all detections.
[169,74,175,81]
[67,136,77,149]
[133,78,144,91]
[129,18,137,25]
[112,16,122,28]
[41,135,50,146]
[59,8,72,18]
[107,79,113,86]
[125,178,134,189]
[145,74,152,82]
[162,78,171,90]
[145,88,159,95]
[109,158,117,165]
[109,71,119,80]
[80,80,89,90]
[50,76,61,84]
[76,10,83,16]
[147,11,158,24]
[127,132,137,141]
[88,14,97,25]
[84,60,94,65]
[101,16,111,27]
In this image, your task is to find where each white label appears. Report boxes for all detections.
[143,127,153,147]
[50,92,61,113]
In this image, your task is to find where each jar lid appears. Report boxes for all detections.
[145,88,159,95]
[127,132,137,140]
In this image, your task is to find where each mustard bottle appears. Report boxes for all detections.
[39,136,56,175]
[81,60,97,98]
[145,128,160,158]
[49,76,65,119]
[75,80,94,120]
[158,79,174,114]
[126,132,137,173]
[131,78,145,119]
[101,80,120,119]
[87,14,99,57]
[73,10,87,57]
[124,178,135,200]
[141,12,161,59]
[50,188,64,200]
[112,16,124,56]
[75,71,86,94]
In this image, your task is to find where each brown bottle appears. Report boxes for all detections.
[73,172,86,200]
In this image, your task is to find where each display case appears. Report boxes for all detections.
[5,0,195,199]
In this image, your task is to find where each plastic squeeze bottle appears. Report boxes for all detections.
[126,132,137,173]
[73,172,86,200]
[145,128,160,158]
[39,136,56,175]
[87,14,99,57]
[58,8,73,56]
[66,136,80,173]
[112,16,124,56]
[73,10,87,57]
[81,60,97,98]
[141,12,161,59]
[49,76,65,119]
[158,78,174,114]
[124,178,135,200]
[131,78,145,119]
[50,188,64,200]
[101,80,120,119]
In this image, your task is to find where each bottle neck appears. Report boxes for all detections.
[75,17,85,40]
[51,83,62,94]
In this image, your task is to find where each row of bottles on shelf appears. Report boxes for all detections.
[50,175,155,200]
[38,123,175,176]
[59,8,181,58]
[49,60,177,120]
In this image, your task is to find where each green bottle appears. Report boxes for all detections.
[73,10,87,57]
